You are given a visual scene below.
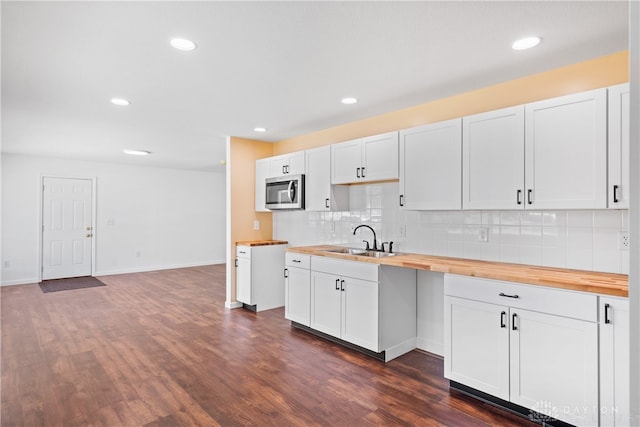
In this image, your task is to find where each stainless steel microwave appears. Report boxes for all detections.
[265,174,305,210]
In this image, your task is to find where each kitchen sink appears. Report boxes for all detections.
[323,247,397,257]
[323,247,367,255]
[357,251,397,258]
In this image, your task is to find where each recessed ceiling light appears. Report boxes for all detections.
[512,36,542,51]
[170,38,197,51]
[341,97,358,105]
[123,149,151,156]
[254,127,267,132]
[111,98,130,106]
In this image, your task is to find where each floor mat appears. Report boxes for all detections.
[39,276,106,293]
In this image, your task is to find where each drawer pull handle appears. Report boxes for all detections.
[604,303,611,324]
[239,251,246,254]
[512,313,518,331]
[499,292,519,299]
[500,311,506,328]
[292,259,302,263]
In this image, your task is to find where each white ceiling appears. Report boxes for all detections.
[1,1,629,173]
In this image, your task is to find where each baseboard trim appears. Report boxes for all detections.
[225,301,243,309]
[416,337,444,357]
[96,260,225,277]
[1,261,226,287]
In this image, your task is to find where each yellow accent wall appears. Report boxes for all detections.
[228,136,273,301]
[273,51,629,154]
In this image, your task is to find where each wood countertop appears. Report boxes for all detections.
[236,240,288,247]
[287,245,629,297]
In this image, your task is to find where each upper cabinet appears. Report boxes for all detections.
[462,106,525,210]
[331,131,398,184]
[608,83,630,209]
[305,146,349,211]
[524,88,607,209]
[270,151,305,177]
[399,119,462,210]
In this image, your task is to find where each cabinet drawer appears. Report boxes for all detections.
[311,256,378,282]
[445,274,597,322]
[236,245,251,258]
[286,253,310,269]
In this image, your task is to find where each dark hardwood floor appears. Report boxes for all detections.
[1,265,535,426]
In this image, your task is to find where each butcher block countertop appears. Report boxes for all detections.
[288,245,629,297]
[236,240,288,247]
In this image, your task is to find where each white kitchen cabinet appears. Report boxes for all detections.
[331,131,398,184]
[309,256,416,361]
[269,151,305,177]
[284,253,311,326]
[235,244,286,312]
[599,296,630,427]
[444,274,599,427]
[462,106,525,209]
[524,88,607,209]
[305,146,349,211]
[254,158,270,212]
[444,296,510,400]
[608,83,630,209]
[399,119,462,210]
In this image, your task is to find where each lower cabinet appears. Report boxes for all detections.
[305,256,416,361]
[444,274,599,427]
[284,253,311,326]
[236,244,286,311]
[599,297,630,427]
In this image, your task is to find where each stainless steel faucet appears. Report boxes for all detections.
[353,224,377,251]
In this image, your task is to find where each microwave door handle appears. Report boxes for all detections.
[287,180,295,202]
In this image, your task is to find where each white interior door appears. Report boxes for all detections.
[42,177,93,280]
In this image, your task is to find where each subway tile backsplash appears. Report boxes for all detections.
[273,182,629,274]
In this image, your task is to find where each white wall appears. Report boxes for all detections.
[1,153,225,285]
[273,182,629,275]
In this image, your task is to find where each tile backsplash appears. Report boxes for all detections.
[273,182,629,274]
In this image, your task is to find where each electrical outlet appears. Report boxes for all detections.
[399,225,406,237]
[253,220,260,230]
[478,228,489,243]
[619,232,630,250]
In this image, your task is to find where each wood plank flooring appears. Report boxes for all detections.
[1,265,536,426]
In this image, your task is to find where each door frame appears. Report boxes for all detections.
[38,175,97,282]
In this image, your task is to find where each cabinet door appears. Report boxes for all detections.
[608,83,630,209]
[287,151,306,176]
[306,146,349,212]
[524,88,607,209]
[269,155,289,177]
[310,271,342,337]
[509,308,598,427]
[341,277,379,352]
[331,139,362,184]
[255,158,270,212]
[362,131,399,182]
[463,106,525,209]
[444,296,510,400]
[236,256,252,304]
[399,119,462,210]
[285,266,311,326]
[600,297,630,427]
